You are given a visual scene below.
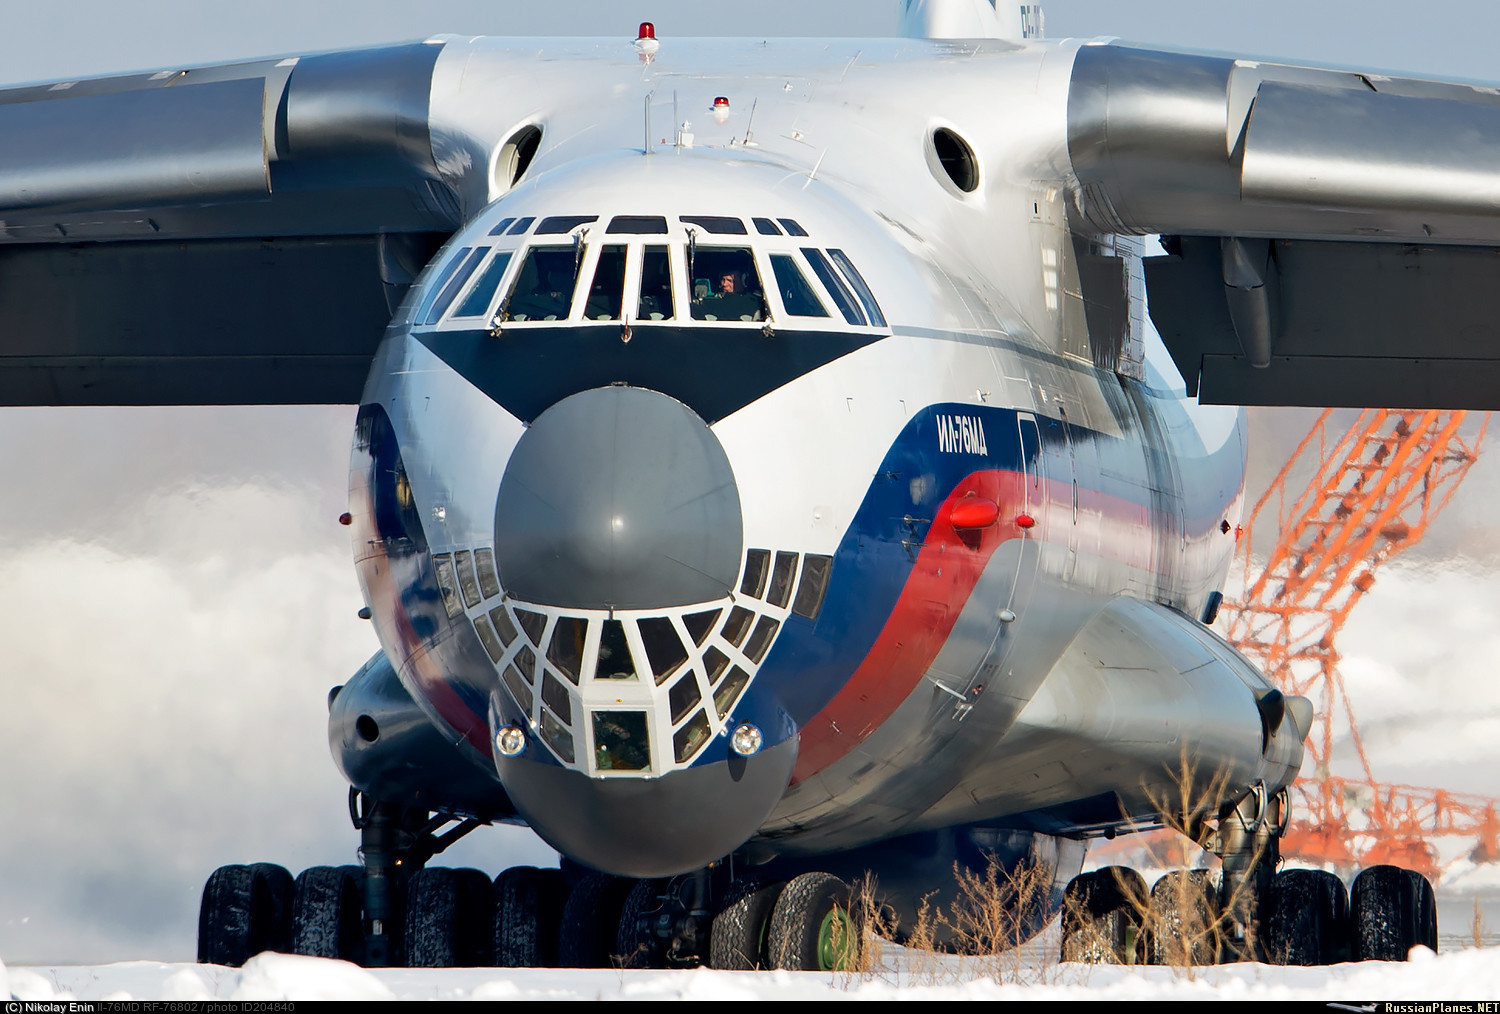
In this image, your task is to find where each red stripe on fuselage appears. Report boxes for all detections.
[791,470,1021,783]
[790,467,1173,784]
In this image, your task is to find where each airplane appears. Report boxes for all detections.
[7,0,1488,971]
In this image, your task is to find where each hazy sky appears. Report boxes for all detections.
[1,1,1498,965]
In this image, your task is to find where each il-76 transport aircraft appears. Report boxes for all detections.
[8,0,1498,971]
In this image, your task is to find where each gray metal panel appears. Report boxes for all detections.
[1147,236,1500,408]
[1067,44,1500,245]
[492,386,744,610]
[0,235,428,405]
[0,77,269,213]
[1242,81,1500,217]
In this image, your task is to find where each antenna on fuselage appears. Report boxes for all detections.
[643,90,654,155]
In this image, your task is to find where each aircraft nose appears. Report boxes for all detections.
[492,386,743,610]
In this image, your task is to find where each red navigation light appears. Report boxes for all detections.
[638,22,656,41]
[1015,513,1036,530]
[338,512,352,526]
[949,497,999,530]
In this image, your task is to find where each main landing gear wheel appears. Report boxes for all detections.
[1061,867,1147,964]
[557,872,635,968]
[404,867,495,967]
[1351,865,1438,961]
[767,872,861,972]
[495,866,567,967]
[615,879,670,969]
[1265,868,1350,966]
[1146,869,1221,966]
[709,880,785,970]
[197,863,294,967]
[291,865,364,963]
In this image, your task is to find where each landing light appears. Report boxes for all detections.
[731,723,763,756]
[496,725,527,757]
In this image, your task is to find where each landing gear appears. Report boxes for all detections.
[1060,866,1146,964]
[766,872,862,971]
[709,879,783,970]
[494,865,566,967]
[1265,868,1349,965]
[291,865,363,962]
[1060,787,1440,967]
[1350,865,1437,961]
[197,863,294,966]
[557,872,634,967]
[404,867,494,967]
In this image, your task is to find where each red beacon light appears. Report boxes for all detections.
[711,95,731,123]
[1015,513,1037,530]
[635,22,660,59]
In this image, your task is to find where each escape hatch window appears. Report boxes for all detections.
[690,247,766,321]
[802,248,866,325]
[503,246,581,321]
[452,250,513,318]
[638,245,676,320]
[585,245,627,320]
[828,249,886,327]
[770,254,829,318]
[423,247,486,322]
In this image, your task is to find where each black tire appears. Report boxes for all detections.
[197,863,294,967]
[1351,865,1438,961]
[615,879,668,969]
[1146,869,1221,966]
[767,872,861,972]
[291,865,364,963]
[405,867,495,967]
[557,872,634,968]
[495,866,567,967]
[1265,868,1350,966]
[1060,866,1147,965]
[709,880,785,970]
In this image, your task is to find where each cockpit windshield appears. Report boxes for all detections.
[434,211,885,330]
[689,247,766,322]
[504,247,579,321]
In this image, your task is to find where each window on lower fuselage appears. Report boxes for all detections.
[690,247,766,322]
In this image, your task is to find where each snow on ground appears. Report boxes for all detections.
[5,948,1499,1002]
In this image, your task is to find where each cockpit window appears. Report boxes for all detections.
[802,247,866,326]
[778,218,809,237]
[769,254,829,318]
[828,249,886,327]
[452,250,513,318]
[506,216,536,235]
[752,217,782,236]
[487,217,517,236]
[503,246,580,321]
[584,245,627,320]
[424,247,488,325]
[638,246,676,320]
[608,215,669,234]
[537,214,598,235]
[690,247,766,322]
[680,215,748,235]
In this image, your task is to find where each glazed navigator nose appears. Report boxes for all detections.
[492,386,743,610]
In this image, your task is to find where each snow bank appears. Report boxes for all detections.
[7,948,1500,1002]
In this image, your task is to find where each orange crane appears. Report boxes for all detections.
[1220,408,1499,880]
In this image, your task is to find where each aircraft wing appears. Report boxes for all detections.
[1068,42,1500,409]
[0,41,464,405]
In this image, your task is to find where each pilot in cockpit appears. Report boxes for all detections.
[690,250,765,322]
